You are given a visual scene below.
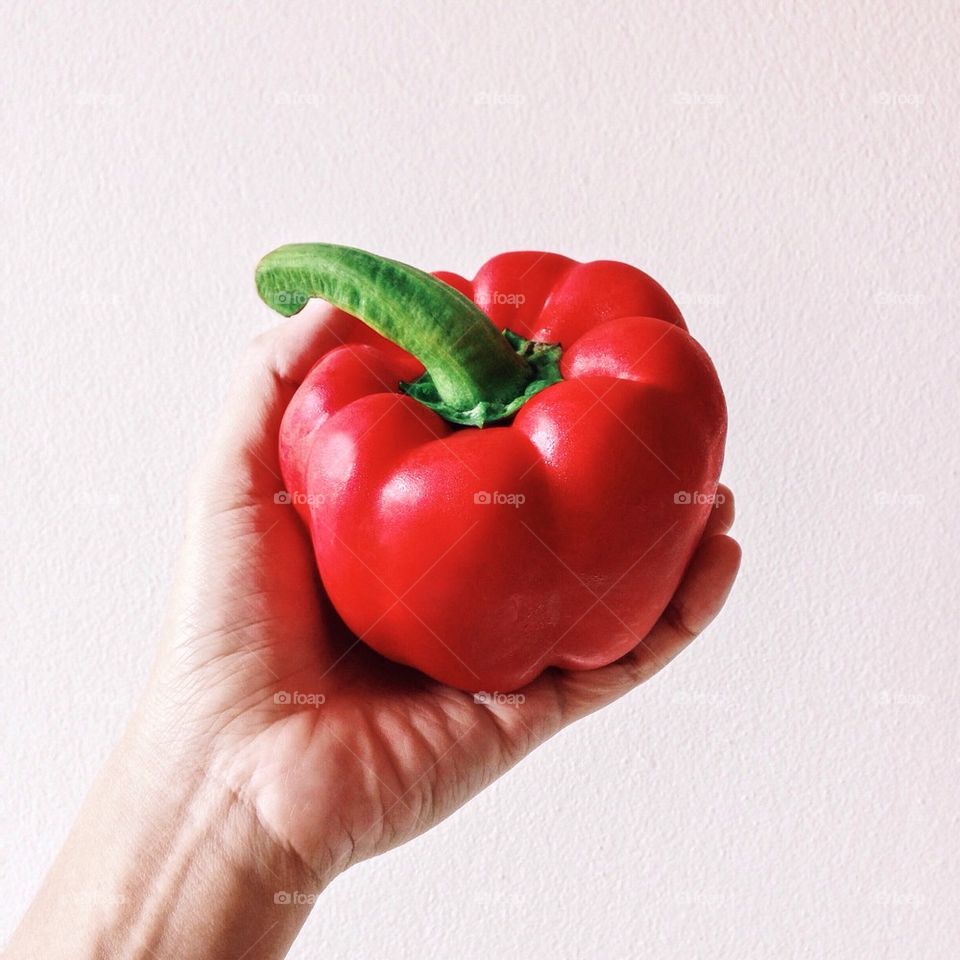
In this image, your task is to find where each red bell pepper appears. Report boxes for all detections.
[256,245,726,692]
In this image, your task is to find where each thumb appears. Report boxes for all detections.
[189,301,353,519]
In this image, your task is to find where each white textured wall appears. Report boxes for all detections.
[2,2,958,957]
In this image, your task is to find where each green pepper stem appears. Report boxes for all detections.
[255,243,533,413]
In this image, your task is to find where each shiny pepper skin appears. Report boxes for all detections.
[277,251,726,691]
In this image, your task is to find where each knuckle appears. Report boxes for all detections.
[661,601,697,642]
[619,652,655,686]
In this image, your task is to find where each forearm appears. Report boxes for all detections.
[6,712,327,960]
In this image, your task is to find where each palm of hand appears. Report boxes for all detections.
[144,305,740,885]
[154,489,573,880]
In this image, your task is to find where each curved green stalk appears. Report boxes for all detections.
[256,244,536,416]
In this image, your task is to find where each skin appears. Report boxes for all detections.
[6,301,741,959]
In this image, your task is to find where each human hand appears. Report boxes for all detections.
[7,302,740,959]
[141,301,741,889]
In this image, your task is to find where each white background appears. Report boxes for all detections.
[2,2,958,957]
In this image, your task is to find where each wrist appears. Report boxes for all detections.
[8,701,333,960]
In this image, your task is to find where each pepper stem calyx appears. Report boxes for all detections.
[255,243,562,427]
